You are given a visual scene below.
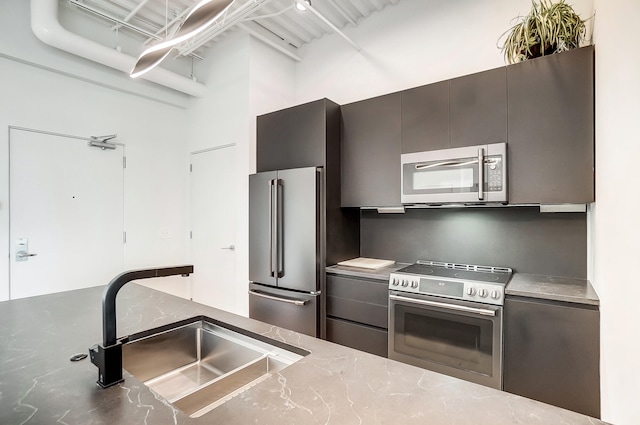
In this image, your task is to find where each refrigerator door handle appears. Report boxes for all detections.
[248,290,309,306]
[268,179,275,277]
[274,179,284,278]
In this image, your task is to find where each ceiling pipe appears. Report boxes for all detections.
[30,0,207,97]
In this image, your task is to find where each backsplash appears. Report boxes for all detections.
[360,206,587,278]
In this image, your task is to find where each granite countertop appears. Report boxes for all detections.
[326,262,410,281]
[0,283,608,425]
[506,273,600,306]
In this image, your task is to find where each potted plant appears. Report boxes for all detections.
[499,0,588,64]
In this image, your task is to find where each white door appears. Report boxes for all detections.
[190,145,237,312]
[9,128,124,299]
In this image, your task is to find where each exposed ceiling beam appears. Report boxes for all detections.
[179,0,279,57]
[295,0,360,51]
[237,22,301,62]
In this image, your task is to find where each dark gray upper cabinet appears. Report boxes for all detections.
[507,46,595,204]
[401,81,449,154]
[257,99,335,172]
[450,67,507,148]
[341,92,402,207]
[401,67,507,153]
[255,99,360,267]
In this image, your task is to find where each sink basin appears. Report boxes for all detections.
[121,317,307,417]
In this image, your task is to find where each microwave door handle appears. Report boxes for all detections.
[414,159,479,170]
[477,147,485,200]
[389,294,496,317]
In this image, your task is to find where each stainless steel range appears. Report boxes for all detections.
[388,260,512,389]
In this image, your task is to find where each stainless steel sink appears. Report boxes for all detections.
[122,318,306,417]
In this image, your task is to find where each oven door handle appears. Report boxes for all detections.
[389,294,497,317]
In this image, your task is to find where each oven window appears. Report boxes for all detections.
[393,304,494,376]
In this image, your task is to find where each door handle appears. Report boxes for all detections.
[15,238,37,262]
[389,293,497,317]
[268,179,275,277]
[221,245,235,251]
[478,147,485,200]
[248,290,308,306]
[16,251,37,261]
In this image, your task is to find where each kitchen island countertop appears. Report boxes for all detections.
[0,283,607,425]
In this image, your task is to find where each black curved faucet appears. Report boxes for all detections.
[89,265,193,388]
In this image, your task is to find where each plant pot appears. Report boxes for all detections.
[520,42,557,60]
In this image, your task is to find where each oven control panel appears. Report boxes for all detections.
[389,273,504,306]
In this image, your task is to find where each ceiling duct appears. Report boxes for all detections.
[30,0,207,97]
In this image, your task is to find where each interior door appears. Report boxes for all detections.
[9,128,124,299]
[190,145,237,312]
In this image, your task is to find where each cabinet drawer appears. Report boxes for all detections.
[326,275,389,329]
[326,317,388,357]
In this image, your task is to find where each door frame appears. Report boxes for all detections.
[7,125,125,299]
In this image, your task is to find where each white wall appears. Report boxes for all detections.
[0,2,193,300]
[186,32,252,316]
[184,32,295,317]
[294,0,595,105]
[590,1,640,424]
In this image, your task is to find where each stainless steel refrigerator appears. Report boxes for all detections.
[248,166,324,337]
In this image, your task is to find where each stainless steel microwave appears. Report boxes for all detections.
[401,142,507,204]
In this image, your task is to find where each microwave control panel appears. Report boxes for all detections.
[487,156,503,192]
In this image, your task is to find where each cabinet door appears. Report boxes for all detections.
[504,296,600,418]
[507,46,595,203]
[450,67,507,148]
[401,81,449,153]
[256,99,327,172]
[341,93,402,207]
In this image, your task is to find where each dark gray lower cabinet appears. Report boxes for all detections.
[326,318,388,357]
[504,296,600,418]
[326,274,388,357]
